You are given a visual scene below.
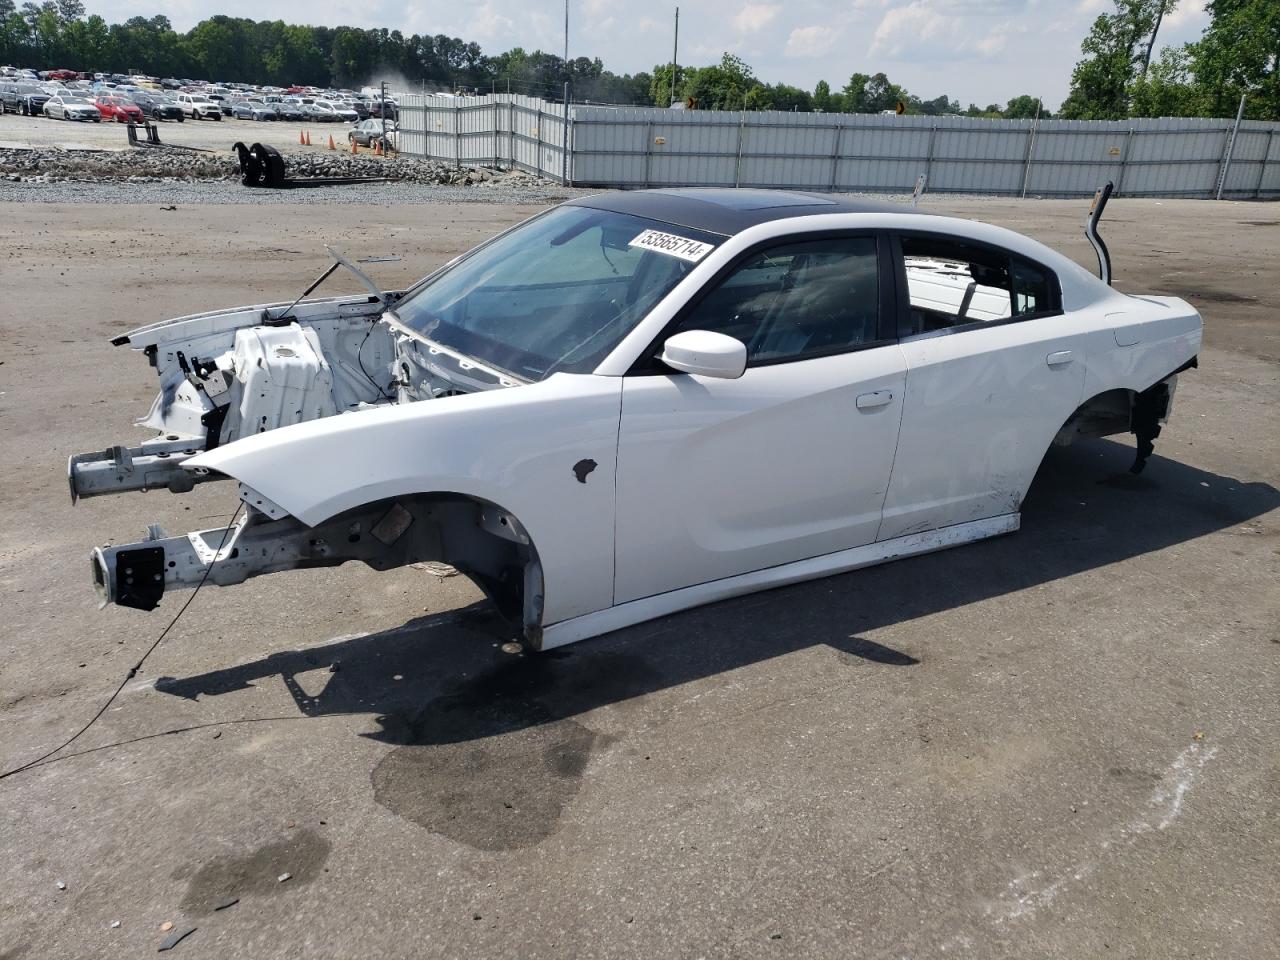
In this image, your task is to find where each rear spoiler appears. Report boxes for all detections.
[1085,181,1114,286]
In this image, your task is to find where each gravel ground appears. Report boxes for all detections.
[0,178,585,204]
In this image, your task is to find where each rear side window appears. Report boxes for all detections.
[899,235,1058,336]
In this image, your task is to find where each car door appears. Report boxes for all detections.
[613,233,906,605]
[878,232,1086,540]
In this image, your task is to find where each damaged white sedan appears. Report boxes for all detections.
[75,187,1201,650]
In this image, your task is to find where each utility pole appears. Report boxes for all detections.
[564,0,570,77]
[380,80,388,153]
[669,7,679,108]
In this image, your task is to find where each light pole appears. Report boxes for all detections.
[670,8,679,108]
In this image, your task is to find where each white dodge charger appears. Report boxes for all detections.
[74,189,1201,650]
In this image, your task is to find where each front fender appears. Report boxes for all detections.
[185,373,623,624]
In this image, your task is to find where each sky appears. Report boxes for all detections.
[93,0,1214,110]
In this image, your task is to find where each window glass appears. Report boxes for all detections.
[1011,259,1050,316]
[901,236,1054,335]
[673,237,880,365]
[391,206,718,381]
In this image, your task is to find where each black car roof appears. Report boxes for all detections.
[568,188,902,237]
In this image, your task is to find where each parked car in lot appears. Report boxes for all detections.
[230,99,278,121]
[130,91,184,121]
[0,82,52,116]
[76,189,1203,652]
[175,93,221,120]
[364,98,397,120]
[43,93,101,121]
[269,100,306,121]
[348,118,398,147]
[92,95,144,123]
[311,99,358,123]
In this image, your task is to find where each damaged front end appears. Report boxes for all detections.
[75,249,550,639]
[69,292,396,503]
[91,492,544,644]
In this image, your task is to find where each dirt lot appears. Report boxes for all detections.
[0,195,1276,960]
[0,110,349,152]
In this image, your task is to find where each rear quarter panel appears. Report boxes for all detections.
[1081,296,1203,399]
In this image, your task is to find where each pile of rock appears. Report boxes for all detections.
[1,147,238,183]
[0,146,552,188]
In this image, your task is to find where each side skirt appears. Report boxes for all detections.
[537,513,1021,650]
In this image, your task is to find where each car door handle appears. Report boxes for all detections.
[856,390,895,409]
[1046,350,1074,367]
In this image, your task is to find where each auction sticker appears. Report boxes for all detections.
[629,230,715,262]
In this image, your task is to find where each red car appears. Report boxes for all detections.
[93,96,144,123]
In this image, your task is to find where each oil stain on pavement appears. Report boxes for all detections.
[179,828,331,914]
[370,651,652,850]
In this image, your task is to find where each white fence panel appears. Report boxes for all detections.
[397,94,1280,199]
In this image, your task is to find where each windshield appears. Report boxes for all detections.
[391,205,720,381]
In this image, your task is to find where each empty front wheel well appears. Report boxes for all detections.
[303,492,545,641]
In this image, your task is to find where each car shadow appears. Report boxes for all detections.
[155,437,1277,750]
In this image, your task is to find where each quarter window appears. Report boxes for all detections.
[673,236,880,365]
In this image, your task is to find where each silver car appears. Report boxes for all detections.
[43,94,102,121]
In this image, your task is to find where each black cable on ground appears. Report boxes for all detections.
[0,503,245,782]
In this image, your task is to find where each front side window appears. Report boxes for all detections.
[671,236,881,365]
[391,206,719,381]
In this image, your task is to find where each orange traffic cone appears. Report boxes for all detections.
[373,138,382,156]
[305,130,311,146]
[327,134,336,151]
[298,130,305,145]
[351,136,358,154]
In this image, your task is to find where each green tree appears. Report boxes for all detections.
[766,82,811,111]
[1128,46,1201,115]
[841,72,870,111]
[1187,0,1280,119]
[813,79,833,111]
[1060,0,1178,119]
[1003,94,1047,118]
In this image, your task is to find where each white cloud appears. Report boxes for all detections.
[733,3,780,33]
[870,1,951,58]
[785,24,840,58]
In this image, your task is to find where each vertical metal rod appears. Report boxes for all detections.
[1019,99,1041,199]
[1255,128,1275,198]
[509,100,515,172]
[644,120,653,188]
[564,0,569,67]
[924,124,937,185]
[455,101,461,170]
[493,99,499,168]
[828,122,842,192]
[562,82,570,186]
[670,7,679,108]
[734,111,745,187]
[1216,94,1246,200]
[380,80,387,155]
[536,103,544,176]
[1115,127,1135,196]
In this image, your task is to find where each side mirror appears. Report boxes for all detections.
[660,330,747,380]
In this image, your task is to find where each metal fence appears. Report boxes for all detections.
[398,93,1280,200]
[398,93,568,181]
